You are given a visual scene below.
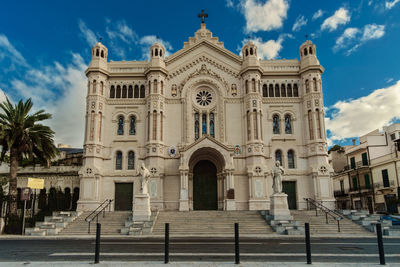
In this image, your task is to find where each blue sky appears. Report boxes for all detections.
[0,0,399,147]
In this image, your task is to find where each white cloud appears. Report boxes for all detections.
[139,35,173,60]
[321,7,351,32]
[226,0,234,8]
[385,0,400,9]
[0,34,28,66]
[334,24,385,54]
[292,15,307,32]
[0,88,7,103]
[105,20,137,44]
[6,53,87,147]
[244,34,292,59]
[361,24,385,41]
[326,80,400,142]
[334,27,359,50]
[242,0,289,33]
[312,9,324,20]
[78,20,98,47]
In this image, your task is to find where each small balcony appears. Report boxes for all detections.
[334,190,348,197]
[345,161,369,171]
[374,180,395,189]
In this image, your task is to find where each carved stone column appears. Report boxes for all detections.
[225,170,236,210]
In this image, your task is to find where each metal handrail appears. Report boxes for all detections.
[304,198,344,232]
[85,199,113,233]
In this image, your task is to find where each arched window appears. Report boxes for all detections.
[153,80,158,94]
[210,113,215,138]
[269,84,274,97]
[160,81,164,95]
[101,50,104,58]
[304,48,308,56]
[309,47,313,54]
[247,111,251,140]
[152,110,157,140]
[140,85,145,98]
[273,114,280,134]
[262,84,268,97]
[245,49,248,56]
[287,84,293,97]
[305,80,310,93]
[293,84,299,97]
[288,150,295,169]
[96,49,99,56]
[116,85,121,98]
[253,109,258,139]
[122,85,127,98]
[160,111,163,141]
[100,82,103,95]
[275,84,280,97]
[195,112,200,140]
[250,47,253,55]
[129,116,136,135]
[97,112,102,141]
[90,111,95,140]
[148,81,151,95]
[245,80,249,94]
[155,48,158,56]
[284,114,292,134]
[252,79,256,92]
[117,116,124,135]
[313,78,318,91]
[281,84,286,97]
[316,108,322,138]
[128,85,133,98]
[92,80,96,93]
[116,151,122,170]
[128,151,135,170]
[160,49,163,57]
[308,110,314,140]
[275,150,283,166]
[110,85,115,98]
[202,113,207,135]
[134,85,139,98]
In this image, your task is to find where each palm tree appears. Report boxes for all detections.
[0,98,58,216]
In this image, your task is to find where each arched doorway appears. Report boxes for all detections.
[193,160,218,210]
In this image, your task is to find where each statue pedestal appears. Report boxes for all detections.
[132,193,151,221]
[270,193,292,220]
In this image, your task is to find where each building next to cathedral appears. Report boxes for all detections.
[78,21,334,213]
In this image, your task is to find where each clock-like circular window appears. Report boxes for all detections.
[196,90,212,106]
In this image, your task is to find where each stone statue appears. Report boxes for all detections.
[139,163,151,195]
[271,161,285,194]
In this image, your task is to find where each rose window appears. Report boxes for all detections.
[196,90,212,106]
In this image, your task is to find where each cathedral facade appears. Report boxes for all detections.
[77,22,334,212]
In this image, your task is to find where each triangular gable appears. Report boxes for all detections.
[180,135,234,153]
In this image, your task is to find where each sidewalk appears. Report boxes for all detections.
[1,262,400,267]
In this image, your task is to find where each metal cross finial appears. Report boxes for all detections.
[305,34,309,40]
[99,37,103,42]
[198,9,208,24]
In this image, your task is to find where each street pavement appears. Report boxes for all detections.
[0,237,400,265]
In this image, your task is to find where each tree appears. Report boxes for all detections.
[0,98,58,216]
[328,144,344,154]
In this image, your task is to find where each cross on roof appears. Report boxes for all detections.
[305,34,309,40]
[198,9,208,24]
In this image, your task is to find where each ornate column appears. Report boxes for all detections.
[179,170,189,211]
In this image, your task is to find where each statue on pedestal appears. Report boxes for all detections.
[271,161,285,194]
[139,163,151,195]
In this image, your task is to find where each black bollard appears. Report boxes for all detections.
[235,222,240,264]
[94,223,101,264]
[165,223,169,264]
[305,223,312,264]
[376,223,385,265]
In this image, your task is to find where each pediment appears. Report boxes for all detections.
[181,135,234,153]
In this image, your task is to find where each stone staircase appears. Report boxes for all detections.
[58,211,131,235]
[291,210,372,235]
[151,211,273,236]
[26,211,82,236]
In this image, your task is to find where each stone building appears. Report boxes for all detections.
[78,21,334,212]
[332,124,400,213]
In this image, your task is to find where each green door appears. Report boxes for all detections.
[193,160,218,210]
[282,181,297,210]
[114,183,133,211]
